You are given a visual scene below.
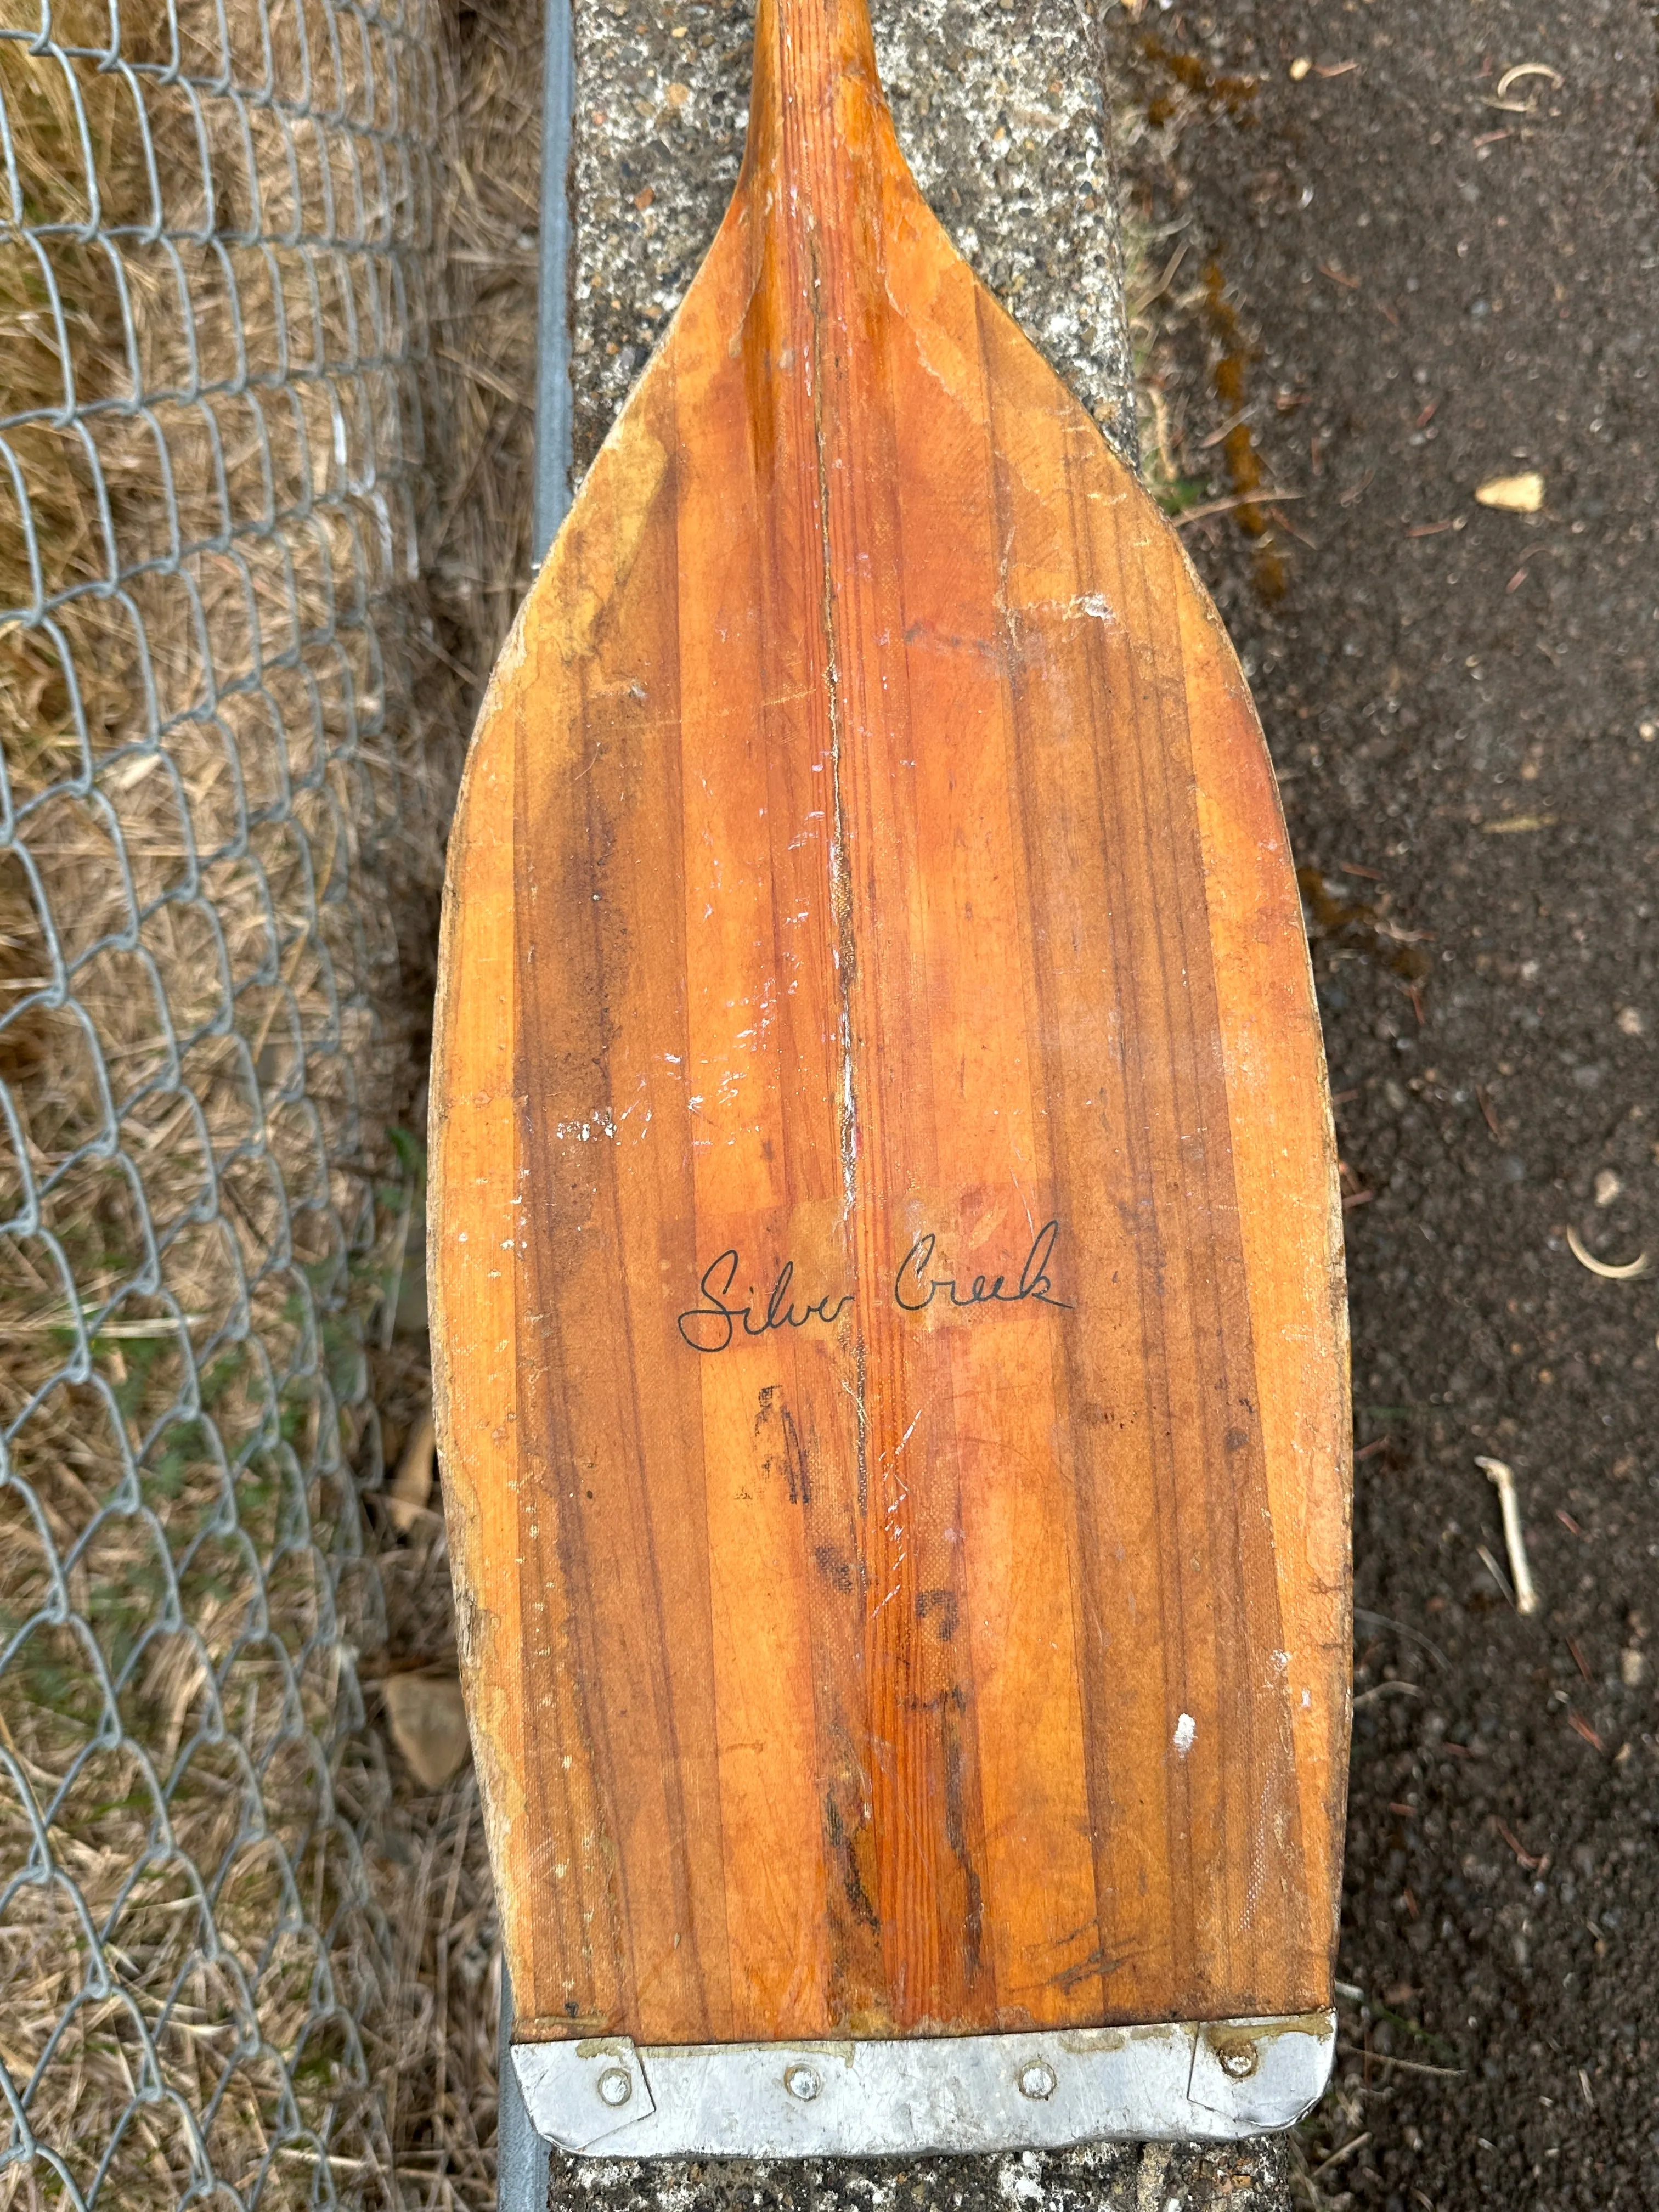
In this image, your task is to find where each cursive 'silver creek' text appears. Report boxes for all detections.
[676,1221,1070,1353]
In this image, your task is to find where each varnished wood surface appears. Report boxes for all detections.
[431,0,1350,2048]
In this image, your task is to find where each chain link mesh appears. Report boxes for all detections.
[0,1,465,2203]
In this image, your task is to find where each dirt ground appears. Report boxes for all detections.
[1110,3,1659,2205]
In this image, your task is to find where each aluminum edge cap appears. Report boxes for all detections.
[513,2010,1337,2157]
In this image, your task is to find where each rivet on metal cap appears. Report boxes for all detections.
[1215,2040,1259,2081]
[596,2066,634,2108]
[1017,2060,1058,2101]
[784,2063,822,2102]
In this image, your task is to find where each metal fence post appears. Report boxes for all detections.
[496,1966,550,2212]
[535,0,577,563]
[497,4,574,2205]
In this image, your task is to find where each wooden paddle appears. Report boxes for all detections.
[431,0,1350,2058]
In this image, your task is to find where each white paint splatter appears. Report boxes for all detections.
[1173,1712,1197,1756]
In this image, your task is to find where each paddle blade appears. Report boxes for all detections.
[431,0,1348,2049]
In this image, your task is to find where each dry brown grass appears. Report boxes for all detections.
[0,1,536,2204]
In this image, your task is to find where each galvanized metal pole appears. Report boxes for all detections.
[534,0,576,559]
[498,17,575,2194]
[496,1967,549,2212]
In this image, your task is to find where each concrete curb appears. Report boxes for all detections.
[554,0,1136,515]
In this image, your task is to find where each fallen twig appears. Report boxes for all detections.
[1267,503,1319,548]
[1311,2134,1372,2179]
[1130,235,1190,318]
[1353,1681,1424,1707]
[1173,488,1306,526]
[1566,1225,1649,1280]
[1493,1816,1548,1874]
[1477,1457,1539,1616]
[1490,61,1564,112]
[1476,1543,1516,1607]
[1355,1606,1451,1671]
[1337,2044,1465,2079]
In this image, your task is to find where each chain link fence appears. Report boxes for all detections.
[0,0,499,2202]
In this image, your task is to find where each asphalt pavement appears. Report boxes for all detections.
[1112,4,1659,2204]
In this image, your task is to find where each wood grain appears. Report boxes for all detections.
[431,0,1350,2049]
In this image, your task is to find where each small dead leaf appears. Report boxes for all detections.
[388,1410,437,1533]
[383,1673,471,1789]
[1482,814,1554,833]
[1474,471,1544,513]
